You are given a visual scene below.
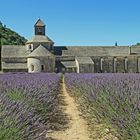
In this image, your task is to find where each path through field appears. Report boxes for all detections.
[47,77,91,140]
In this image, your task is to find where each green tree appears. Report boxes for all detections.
[136,43,140,46]
[0,21,3,27]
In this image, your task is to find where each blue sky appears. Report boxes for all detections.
[0,0,140,46]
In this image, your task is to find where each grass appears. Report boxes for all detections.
[1,90,49,140]
[6,90,50,120]
[0,115,24,140]
[68,89,119,139]
[6,90,26,101]
[68,87,140,140]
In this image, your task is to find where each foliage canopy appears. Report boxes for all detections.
[0,21,27,45]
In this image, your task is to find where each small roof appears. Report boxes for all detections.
[2,62,27,69]
[76,57,94,64]
[34,19,45,26]
[28,44,53,57]
[26,35,54,44]
[2,45,28,58]
[61,61,77,68]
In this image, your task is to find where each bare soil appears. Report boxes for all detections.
[47,78,91,140]
[46,77,119,140]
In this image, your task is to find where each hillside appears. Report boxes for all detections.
[0,21,27,45]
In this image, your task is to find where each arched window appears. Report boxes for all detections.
[41,65,44,71]
[31,64,35,72]
[28,44,33,51]
[29,45,32,50]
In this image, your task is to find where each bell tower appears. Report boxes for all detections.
[26,18,54,52]
[34,19,45,35]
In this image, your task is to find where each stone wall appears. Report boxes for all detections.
[27,58,41,72]
[91,57,100,73]
[65,67,77,73]
[131,46,140,54]
[27,56,55,73]
[89,56,140,73]
[79,64,94,73]
[116,57,125,73]
[102,57,113,73]
[40,57,55,72]
[128,56,138,73]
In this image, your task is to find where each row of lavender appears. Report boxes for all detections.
[65,73,140,140]
[0,73,61,140]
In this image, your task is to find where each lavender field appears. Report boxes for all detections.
[65,73,140,140]
[0,73,65,140]
[1,73,140,140]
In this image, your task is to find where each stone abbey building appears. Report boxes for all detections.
[1,19,140,73]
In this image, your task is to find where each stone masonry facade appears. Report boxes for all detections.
[1,19,140,73]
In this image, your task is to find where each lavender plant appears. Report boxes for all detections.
[65,73,140,140]
[0,73,62,140]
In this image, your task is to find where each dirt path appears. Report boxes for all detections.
[47,78,91,140]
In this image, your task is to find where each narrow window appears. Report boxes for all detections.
[113,58,117,73]
[124,58,128,72]
[29,45,32,50]
[31,64,34,72]
[28,45,33,51]
[100,58,104,72]
[41,65,44,71]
